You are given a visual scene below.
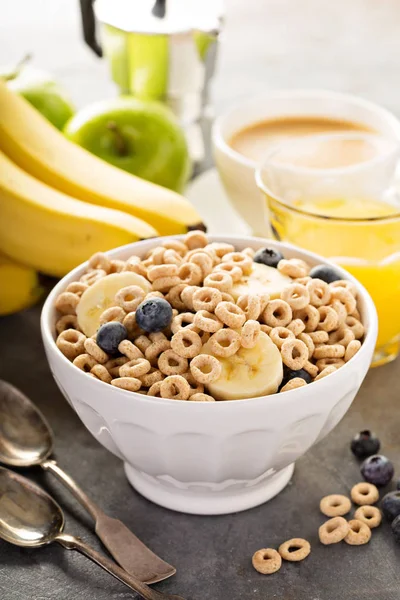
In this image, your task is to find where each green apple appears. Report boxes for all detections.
[63,96,191,193]
[0,56,75,130]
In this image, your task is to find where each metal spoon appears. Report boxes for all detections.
[0,380,175,584]
[0,467,184,600]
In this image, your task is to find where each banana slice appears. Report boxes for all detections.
[202,331,283,400]
[77,271,151,336]
[231,262,292,301]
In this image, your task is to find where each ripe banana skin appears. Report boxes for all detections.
[0,150,157,277]
[0,252,42,315]
[0,81,204,235]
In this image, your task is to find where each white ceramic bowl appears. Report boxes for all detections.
[41,236,377,515]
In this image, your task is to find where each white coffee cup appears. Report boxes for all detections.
[212,89,400,236]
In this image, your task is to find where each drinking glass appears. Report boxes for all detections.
[256,133,400,366]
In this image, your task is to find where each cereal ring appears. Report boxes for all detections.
[65,282,88,297]
[287,318,306,336]
[88,251,111,273]
[56,329,86,360]
[220,292,235,304]
[241,246,255,258]
[307,279,331,307]
[328,327,355,347]
[351,482,379,506]
[313,344,345,360]
[111,377,141,392]
[206,242,235,258]
[222,252,252,275]
[158,349,188,375]
[188,251,213,277]
[80,269,107,286]
[320,494,351,517]
[215,301,246,328]
[315,365,337,380]
[56,315,81,335]
[303,361,319,378]
[281,283,310,310]
[123,256,148,277]
[134,335,152,353]
[73,353,98,372]
[354,505,382,529]
[178,262,203,286]
[166,284,189,311]
[293,305,319,332]
[145,333,171,363]
[105,356,129,377]
[160,375,190,400]
[281,339,308,370]
[193,310,223,333]
[297,332,315,358]
[84,338,108,364]
[162,239,188,256]
[330,299,348,324]
[241,320,261,349]
[55,292,80,315]
[190,354,222,384]
[260,324,272,335]
[350,307,361,320]
[122,312,141,338]
[90,364,112,384]
[151,276,181,292]
[118,339,144,360]
[278,538,311,562]
[204,272,233,293]
[99,306,126,325]
[317,306,339,332]
[109,259,125,273]
[171,312,197,334]
[269,327,295,349]
[331,287,357,314]
[188,393,215,402]
[262,299,292,328]
[214,262,243,282]
[345,316,364,340]
[330,279,358,297]
[184,230,208,250]
[252,549,282,575]
[120,357,152,378]
[316,358,345,371]
[171,329,202,358]
[114,285,145,312]
[280,378,307,393]
[192,287,222,312]
[147,380,162,396]
[163,249,183,266]
[140,368,164,388]
[318,517,350,545]
[182,372,205,396]
[344,520,371,546]
[309,330,329,344]
[237,294,262,320]
[180,286,199,311]
[278,258,308,278]
[295,276,312,285]
[345,340,362,362]
[209,329,241,357]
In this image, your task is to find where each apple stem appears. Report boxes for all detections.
[4,53,32,81]
[106,121,129,157]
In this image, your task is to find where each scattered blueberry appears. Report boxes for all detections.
[309,264,342,284]
[96,322,127,355]
[361,454,394,487]
[392,514,400,544]
[381,491,400,522]
[135,297,173,333]
[279,367,312,390]
[351,430,381,459]
[253,247,284,268]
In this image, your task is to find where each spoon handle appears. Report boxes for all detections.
[55,533,184,600]
[42,459,175,584]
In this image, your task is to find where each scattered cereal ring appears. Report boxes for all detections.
[109,259,125,273]
[158,349,188,375]
[163,249,183,266]
[134,335,152,353]
[55,292,80,315]
[192,287,222,312]
[344,519,371,546]
[180,286,199,311]
[188,251,213,277]
[119,339,144,360]
[281,339,308,370]
[111,376,141,392]
[317,306,339,332]
[318,516,350,545]
[345,316,365,340]
[206,242,235,258]
[120,357,152,378]
[114,285,145,312]
[320,494,351,517]
[330,287,357,314]
[293,305,319,332]
[351,482,379,506]
[84,338,108,364]
[166,284,189,311]
[262,299,292,328]
[269,327,295,349]
[330,299,348,324]
[88,251,112,273]
[241,320,260,349]
[297,332,314,358]
[188,393,215,402]
[182,371,205,396]
[237,294,262,321]
[73,353,98,372]
[190,354,222,384]
[185,230,208,250]
[295,276,312,285]
[242,246,255,258]
[209,329,241,357]
[162,239,188,256]
[65,282,88,297]
[345,339,362,362]
[122,312,141,338]
[91,364,112,383]
[171,329,202,358]
[214,262,243,282]
[56,329,86,360]
[178,262,203,286]
[354,505,382,529]
[313,344,345,360]
[278,258,308,278]
[215,301,246,328]
[171,312,197,334]
[260,324,272,335]
[99,306,126,326]
[140,368,164,388]
[105,356,129,377]
[123,256,148,277]
[306,279,331,307]
[204,271,233,293]
[145,333,171,363]
[315,365,337,380]
[222,252,252,275]
[303,361,319,378]
[329,327,355,347]
[148,381,163,397]
[80,269,107,286]
[281,283,310,310]
[280,378,307,393]
[151,275,181,292]
[160,375,190,400]
[56,315,81,335]
[278,538,311,562]
[308,330,329,344]
[316,357,345,371]
[252,549,282,575]
[286,318,305,336]
[194,310,223,333]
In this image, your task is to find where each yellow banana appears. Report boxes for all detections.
[0,150,157,277]
[0,252,42,315]
[0,81,204,235]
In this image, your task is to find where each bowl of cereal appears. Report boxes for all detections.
[41,233,377,515]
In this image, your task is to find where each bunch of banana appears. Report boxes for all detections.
[0,252,43,316]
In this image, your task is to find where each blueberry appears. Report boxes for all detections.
[135,297,173,333]
[381,491,400,522]
[309,264,342,284]
[253,247,284,268]
[96,322,128,355]
[361,454,395,487]
[351,430,381,459]
[392,514,400,544]
[279,367,312,390]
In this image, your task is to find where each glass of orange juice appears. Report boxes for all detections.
[256,133,400,366]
